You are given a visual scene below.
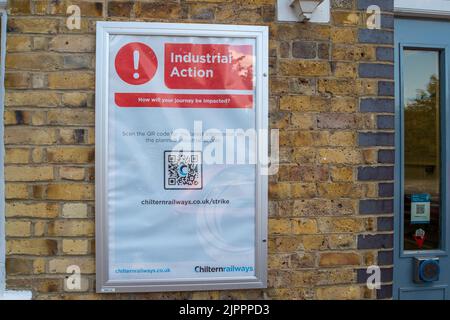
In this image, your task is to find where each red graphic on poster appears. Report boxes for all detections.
[164,43,253,90]
[414,228,426,249]
[115,42,158,85]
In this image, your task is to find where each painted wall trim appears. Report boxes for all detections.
[0,8,6,298]
[395,0,450,18]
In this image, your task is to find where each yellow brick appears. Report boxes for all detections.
[32,36,49,50]
[365,182,378,198]
[47,184,94,200]
[87,128,95,144]
[4,110,33,125]
[328,131,356,146]
[317,269,355,285]
[48,258,95,274]
[317,182,363,199]
[191,291,221,300]
[6,35,32,51]
[270,77,289,95]
[302,235,327,251]
[332,45,376,61]
[331,27,357,44]
[318,148,361,164]
[47,147,94,163]
[49,0,103,16]
[32,112,46,125]
[215,5,262,23]
[6,52,63,70]
[316,286,361,300]
[330,97,357,112]
[269,219,291,234]
[357,79,378,95]
[318,79,357,95]
[8,17,59,34]
[290,113,315,130]
[59,167,85,181]
[280,60,331,76]
[5,257,32,274]
[48,220,94,237]
[5,127,57,145]
[5,148,29,164]
[291,218,318,234]
[62,203,88,218]
[5,165,54,182]
[328,234,356,249]
[59,129,86,144]
[332,11,361,26]
[5,183,28,199]
[33,258,47,274]
[62,92,93,107]
[270,237,301,253]
[48,72,94,89]
[5,220,31,237]
[280,96,328,112]
[135,2,181,19]
[32,148,45,163]
[269,182,316,199]
[33,221,47,236]
[319,252,361,267]
[48,35,95,52]
[5,91,61,107]
[334,62,357,78]
[47,109,94,125]
[6,202,59,218]
[7,239,58,255]
[331,166,354,181]
[268,253,290,270]
[5,72,30,89]
[274,23,331,42]
[62,239,89,255]
[332,218,365,232]
[9,0,31,14]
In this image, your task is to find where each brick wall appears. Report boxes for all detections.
[4,0,394,299]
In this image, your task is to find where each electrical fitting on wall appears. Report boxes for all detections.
[277,0,330,23]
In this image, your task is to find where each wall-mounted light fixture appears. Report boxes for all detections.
[290,0,325,22]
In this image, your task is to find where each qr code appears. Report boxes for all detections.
[164,151,202,190]
[416,204,425,215]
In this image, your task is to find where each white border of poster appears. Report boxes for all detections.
[95,22,268,293]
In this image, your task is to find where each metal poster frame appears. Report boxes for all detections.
[95,21,268,293]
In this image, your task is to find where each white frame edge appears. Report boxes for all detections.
[395,0,450,18]
[95,21,269,293]
[0,8,7,297]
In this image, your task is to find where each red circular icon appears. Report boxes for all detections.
[114,42,158,85]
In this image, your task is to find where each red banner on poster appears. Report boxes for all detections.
[115,93,253,108]
[164,43,253,90]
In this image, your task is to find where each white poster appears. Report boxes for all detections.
[96,22,268,292]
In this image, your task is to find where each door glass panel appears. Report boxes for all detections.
[403,49,441,251]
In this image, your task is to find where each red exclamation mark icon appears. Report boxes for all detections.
[133,50,140,80]
[115,42,158,85]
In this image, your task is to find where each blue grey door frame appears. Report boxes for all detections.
[394,18,450,300]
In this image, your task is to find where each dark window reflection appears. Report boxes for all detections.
[403,49,441,251]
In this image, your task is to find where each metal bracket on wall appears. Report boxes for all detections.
[277,0,330,23]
